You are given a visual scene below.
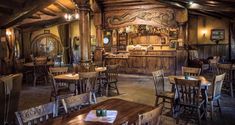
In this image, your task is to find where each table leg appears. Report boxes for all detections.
[75,81,78,95]
[201,87,208,120]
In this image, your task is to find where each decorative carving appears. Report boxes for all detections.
[105,9,177,28]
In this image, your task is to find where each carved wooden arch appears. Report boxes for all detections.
[31,33,63,57]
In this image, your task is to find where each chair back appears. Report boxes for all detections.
[152,70,165,96]
[34,64,48,76]
[217,63,232,81]
[15,102,56,125]
[138,104,163,125]
[79,72,98,93]
[106,64,119,83]
[182,66,201,76]
[62,93,90,113]
[0,73,23,124]
[35,57,47,65]
[15,59,25,72]
[8,74,23,124]
[94,61,103,67]
[48,73,59,96]
[212,73,226,99]
[49,67,68,76]
[175,79,201,106]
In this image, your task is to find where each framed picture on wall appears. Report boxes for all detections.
[211,29,225,41]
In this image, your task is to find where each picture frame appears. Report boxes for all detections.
[211,29,225,41]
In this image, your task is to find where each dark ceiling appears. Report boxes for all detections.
[0,0,235,30]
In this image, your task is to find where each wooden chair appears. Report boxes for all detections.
[48,73,73,101]
[217,63,234,97]
[182,66,201,76]
[49,67,70,89]
[79,72,98,103]
[33,64,48,86]
[0,80,6,124]
[8,74,23,124]
[152,70,175,114]
[15,102,57,125]
[62,93,90,114]
[208,73,226,120]
[0,73,23,125]
[49,67,68,76]
[103,64,119,96]
[15,59,25,73]
[138,104,163,125]
[34,57,47,65]
[175,79,206,125]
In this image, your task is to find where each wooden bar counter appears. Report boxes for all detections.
[105,49,180,75]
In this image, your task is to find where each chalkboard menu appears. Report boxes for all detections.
[211,29,225,41]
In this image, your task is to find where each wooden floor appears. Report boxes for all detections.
[19,74,235,125]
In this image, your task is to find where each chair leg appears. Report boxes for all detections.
[210,101,214,120]
[197,108,201,125]
[230,82,234,97]
[44,76,47,85]
[217,99,222,115]
[114,82,119,95]
[92,92,97,104]
[155,96,159,106]
[106,84,109,97]
[171,99,175,117]
[33,76,37,86]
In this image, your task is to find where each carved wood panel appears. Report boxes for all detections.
[104,8,178,29]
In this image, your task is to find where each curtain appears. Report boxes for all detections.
[57,24,70,64]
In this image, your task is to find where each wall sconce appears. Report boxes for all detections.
[6,31,12,36]
[202,29,207,37]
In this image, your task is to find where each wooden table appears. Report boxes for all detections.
[42,98,154,125]
[95,67,107,72]
[54,73,80,94]
[168,75,211,119]
[168,76,211,87]
[23,61,54,67]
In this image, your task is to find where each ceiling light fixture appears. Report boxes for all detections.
[64,9,79,21]
[189,1,194,5]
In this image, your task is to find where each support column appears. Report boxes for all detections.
[94,12,104,62]
[75,0,91,63]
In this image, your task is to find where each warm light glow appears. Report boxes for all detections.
[75,13,79,19]
[189,1,194,5]
[202,29,207,36]
[64,9,79,21]
[188,1,199,8]
[6,31,12,36]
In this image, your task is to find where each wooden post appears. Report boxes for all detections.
[74,0,91,64]
[94,12,104,62]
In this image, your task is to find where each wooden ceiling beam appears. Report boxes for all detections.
[28,15,41,19]
[103,2,154,7]
[40,9,57,16]
[53,1,72,13]
[189,10,222,19]
[0,7,13,15]
[0,0,57,28]
[19,17,67,32]
[144,0,186,8]
[0,0,22,9]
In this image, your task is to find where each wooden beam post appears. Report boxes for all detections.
[74,0,91,64]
